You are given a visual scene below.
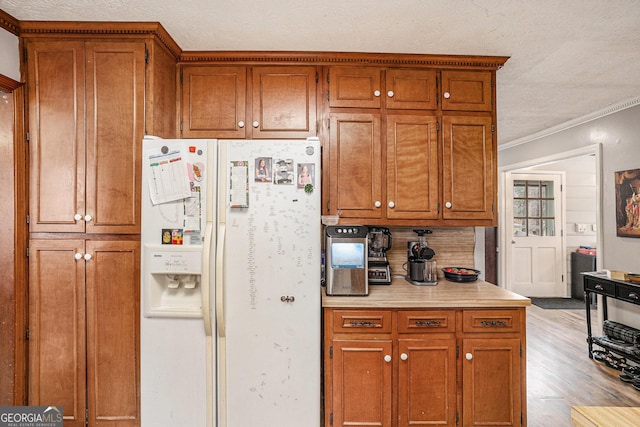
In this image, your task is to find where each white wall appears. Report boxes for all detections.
[0,28,20,81]
[499,103,640,326]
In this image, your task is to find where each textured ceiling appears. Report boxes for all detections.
[2,0,639,146]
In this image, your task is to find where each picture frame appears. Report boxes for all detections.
[615,168,640,238]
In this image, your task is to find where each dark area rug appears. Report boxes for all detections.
[529,297,590,310]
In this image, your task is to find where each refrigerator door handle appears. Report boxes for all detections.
[216,223,226,338]
[202,222,214,337]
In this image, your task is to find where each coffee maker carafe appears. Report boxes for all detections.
[367,227,392,285]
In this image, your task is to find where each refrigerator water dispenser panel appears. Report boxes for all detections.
[143,244,203,318]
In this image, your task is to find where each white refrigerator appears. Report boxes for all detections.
[140,137,321,427]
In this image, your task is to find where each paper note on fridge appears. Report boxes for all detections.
[144,144,192,205]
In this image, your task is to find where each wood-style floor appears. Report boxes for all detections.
[527,303,640,426]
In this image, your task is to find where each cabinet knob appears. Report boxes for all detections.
[445,201,452,209]
[84,214,92,222]
[74,213,83,221]
[387,90,394,98]
[400,353,408,361]
[466,353,473,360]
[388,201,395,208]
[74,252,83,260]
[444,92,451,99]
[384,355,392,363]
[83,253,92,261]
[374,201,382,208]
[373,90,381,97]
[252,121,260,128]
[630,293,639,300]
[238,121,245,128]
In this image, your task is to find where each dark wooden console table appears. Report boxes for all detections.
[583,272,640,361]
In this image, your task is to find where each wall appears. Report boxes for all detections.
[0,28,19,81]
[499,103,640,326]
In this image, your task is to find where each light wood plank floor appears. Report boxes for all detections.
[527,303,640,426]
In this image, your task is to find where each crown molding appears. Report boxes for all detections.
[19,21,182,59]
[180,51,509,69]
[499,96,640,151]
[0,9,20,35]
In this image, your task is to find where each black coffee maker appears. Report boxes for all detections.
[367,227,392,285]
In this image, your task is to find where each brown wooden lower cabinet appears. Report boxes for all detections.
[324,308,526,427]
[28,238,140,427]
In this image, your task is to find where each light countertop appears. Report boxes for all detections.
[322,277,531,308]
[571,406,640,427]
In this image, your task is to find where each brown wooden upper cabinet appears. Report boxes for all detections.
[328,67,437,110]
[181,65,318,139]
[26,39,146,234]
[440,70,492,111]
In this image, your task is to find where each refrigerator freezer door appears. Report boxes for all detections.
[218,138,321,427]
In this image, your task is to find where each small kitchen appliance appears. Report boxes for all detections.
[325,225,368,296]
[367,226,392,285]
[405,229,437,285]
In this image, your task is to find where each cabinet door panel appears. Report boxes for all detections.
[441,70,492,112]
[462,338,522,427]
[181,66,247,138]
[28,239,86,427]
[85,41,145,234]
[386,69,437,110]
[386,114,439,219]
[332,340,392,427]
[27,41,86,233]
[329,113,382,219]
[86,240,140,426]
[442,115,495,221]
[398,338,457,427]
[329,67,382,108]
[252,66,317,138]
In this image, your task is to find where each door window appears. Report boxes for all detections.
[513,180,555,236]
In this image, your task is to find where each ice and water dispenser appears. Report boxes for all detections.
[143,245,203,318]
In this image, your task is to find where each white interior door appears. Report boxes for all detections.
[505,172,566,297]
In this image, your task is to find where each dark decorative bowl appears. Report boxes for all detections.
[442,267,480,282]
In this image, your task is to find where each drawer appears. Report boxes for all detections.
[332,310,392,334]
[617,283,640,304]
[397,310,455,333]
[584,277,615,296]
[463,309,521,333]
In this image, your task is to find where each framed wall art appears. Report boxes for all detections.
[615,168,640,238]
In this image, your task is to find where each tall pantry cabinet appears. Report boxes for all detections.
[22,23,179,427]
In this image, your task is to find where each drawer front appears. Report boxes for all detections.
[463,309,521,333]
[617,283,640,304]
[397,310,455,333]
[584,277,615,296]
[332,310,392,334]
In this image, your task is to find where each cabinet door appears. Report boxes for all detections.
[442,115,495,222]
[85,41,145,234]
[329,67,382,108]
[398,338,457,427]
[251,66,317,138]
[462,338,522,427]
[386,69,437,110]
[386,114,439,220]
[331,340,392,427]
[27,40,86,233]
[328,112,382,219]
[29,239,87,427]
[440,70,492,112]
[181,66,247,138]
[86,240,140,426]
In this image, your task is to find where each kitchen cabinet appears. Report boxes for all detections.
[28,238,140,427]
[442,115,495,221]
[323,307,525,427]
[180,65,318,139]
[26,37,176,234]
[323,65,497,226]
